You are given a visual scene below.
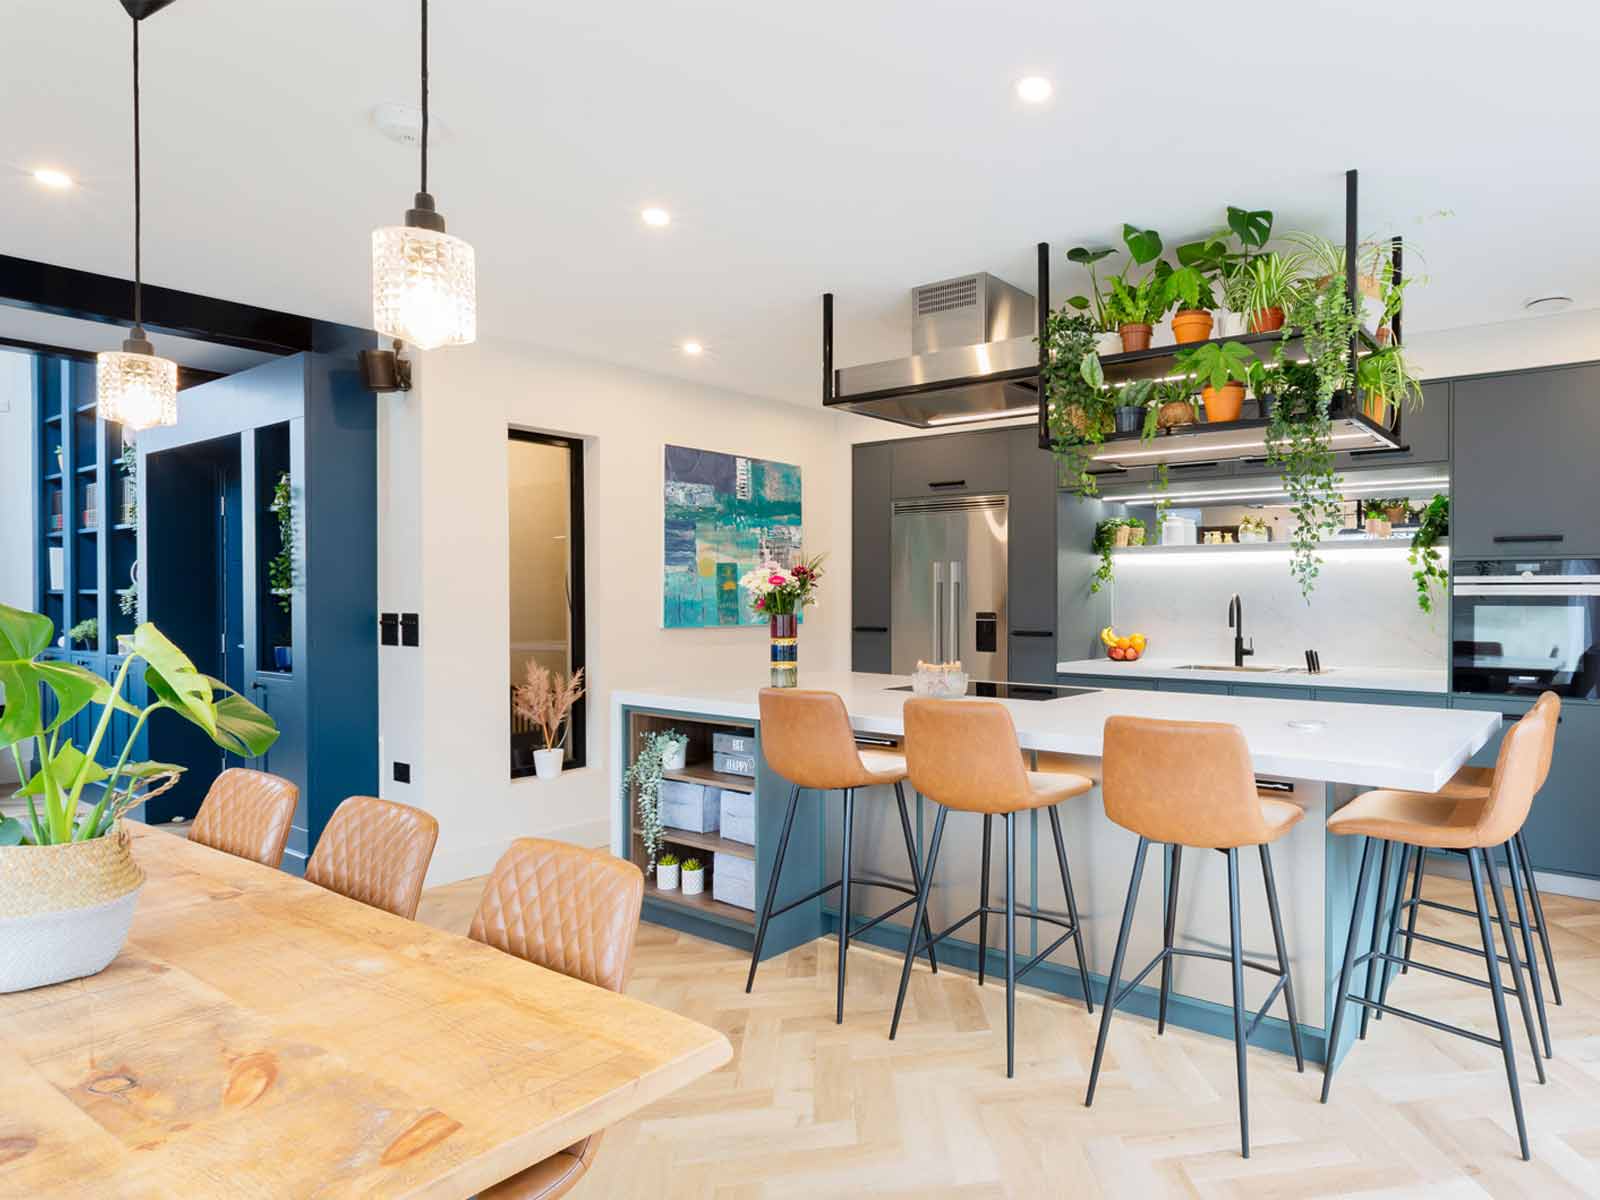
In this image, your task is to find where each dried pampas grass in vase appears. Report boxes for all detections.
[514,662,585,778]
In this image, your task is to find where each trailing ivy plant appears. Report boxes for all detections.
[1267,279,1360,600]
[268,471,294,615]
[1039,309,1113,495]
[1409,494,1450,613]
[621,729,683,873]
[1090,518,1142,594]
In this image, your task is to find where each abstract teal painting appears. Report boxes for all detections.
[663,445,802,628]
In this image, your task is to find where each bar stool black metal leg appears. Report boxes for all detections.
[1226,847,1251,1159]
[1260,843,1304,1073]
[1360,839,1395,1040]
[1376,844,1413,1021]
[893,781,938,974]
[1516,832,1562,1005]
[977,813,993,986]
[1503,840,1551,1061]
[1322,837,1378,1104]
[746,782,801,994]
[890,806,948,1040]
[1400,845,1426,975]
[1086,836,1150,1108]
[836,788,855,1025]
[1158,844,1183,1036]
[1485,846,1548,1077]
[1004,811,1017,1079]
[1046,804,1094,1014]
[1467,848,1530,1161]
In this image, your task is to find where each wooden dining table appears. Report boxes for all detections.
[0,823,732,1198]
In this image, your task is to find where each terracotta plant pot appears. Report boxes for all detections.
[1119,323,1153,353]
[1157,400,1197,429]
[1201,384,1245,423]
[1249,307,1285,333]
[1383,505,1408,525]
[1362,392,1392,425]
[1170,309,1213,344]
[1364,517,1393,539]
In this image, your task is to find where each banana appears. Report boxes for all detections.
[1099,625,1115,647]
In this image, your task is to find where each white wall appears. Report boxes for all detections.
[0,349,34,611]
[382,339,852,884]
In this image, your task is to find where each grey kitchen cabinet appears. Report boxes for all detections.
[1157,679,1230,696]
[1057,672,1151,690]
[1008,633,1058,684]
[1452,362,1600,558]
[852,443,893,672]
[1230,683,1315,701]
[1339,380,1450,469]
[852,629,891,674]
[890,430,1008,497]
[1007,426,1058,643]
[1313,688,1447,708]
[1451,695,1600,878]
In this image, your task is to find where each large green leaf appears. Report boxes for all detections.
[1227,206,1273,249]
[210,687,279,758]
[0,816,24,847]
[1121,224,1163,265]
[1066,245,1115,266]
[16,742,109,798]
[0,606,119,745]
[137,624,217,738]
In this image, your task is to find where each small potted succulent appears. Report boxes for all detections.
[656,851,681,891]
[513,661,586,780]
[681,857,706,896]
[1238,514,1271,544]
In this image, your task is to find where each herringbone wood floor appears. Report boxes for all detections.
[417,872,1600,1198]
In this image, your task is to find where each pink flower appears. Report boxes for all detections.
[768,573,787,586]
[754,596,765,609]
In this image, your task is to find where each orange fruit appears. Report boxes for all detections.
[1131,634,1146,650]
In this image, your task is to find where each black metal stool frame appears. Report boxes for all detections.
[1322,837,1546,1162]
[746,780,939,1024]
[1085,837,1304,1160]
[888,802,1095,1079]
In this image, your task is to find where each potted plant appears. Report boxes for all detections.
[656,851,681,891]
[1102,224,1173,352]
[681,857,706,896]
[1410,494,1449,613]
[622,729,684,873]
[739,553,825,688]
[0,605,278,993]
[1091,518,1139,593]
[1356,344,1424,427]
[1040,310,1117,494]
[659,730,688,771]
[1153,377,1198,430]
[1063,245,1124,357]
[1173,341,1257,423]
[1238,514,1271,544]
[513,661,585,780]
[67,618,98,651]
[1165,261,1220,345]
[1245,250,1304,332]
[1373,497,1412,526]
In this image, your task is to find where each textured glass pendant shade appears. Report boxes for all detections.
[97,339,177,432]
[371,223,477,351]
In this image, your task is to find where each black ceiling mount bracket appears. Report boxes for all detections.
[119,0,180,19]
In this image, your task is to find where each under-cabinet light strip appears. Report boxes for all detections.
[1093,431,1375,462]
[924,405,1039,426]
[1106,474,1449,505]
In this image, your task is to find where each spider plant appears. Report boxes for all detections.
[1246,251,1306,320]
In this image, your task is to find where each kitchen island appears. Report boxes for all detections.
[611,673,1500,1065]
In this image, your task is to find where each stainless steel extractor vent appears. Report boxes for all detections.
[911,272,1033,355]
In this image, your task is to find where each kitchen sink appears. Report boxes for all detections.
[1173,664,1288,674]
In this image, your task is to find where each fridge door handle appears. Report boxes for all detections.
[949,560,962,663]
[932,561,944,662]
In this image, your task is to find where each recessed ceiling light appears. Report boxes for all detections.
[32,167,74,190]
[1523,295,1574,315]
[681,341,704,356]
[641,207,671,228]
[1015,76,1053,104]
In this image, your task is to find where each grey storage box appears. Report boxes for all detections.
[719,789,756,845]
[712,731,756,756]
[659,779,719,833]
[713,851,756,911]
[713,750,757,777]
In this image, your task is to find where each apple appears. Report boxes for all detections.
[1125,648,1141,661]
[1109,646,1126,660]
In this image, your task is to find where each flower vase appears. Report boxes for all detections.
[769,613,798,688]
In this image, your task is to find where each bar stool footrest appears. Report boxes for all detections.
[1339,993,1503,1049]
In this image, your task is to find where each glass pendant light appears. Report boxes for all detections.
[371,0,477,351]
[98,13,178,431]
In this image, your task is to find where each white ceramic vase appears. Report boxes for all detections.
[657,862,680,890]
[682,867,706,896]
[533,748,564,780]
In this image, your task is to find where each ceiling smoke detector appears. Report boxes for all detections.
[371,102,447,148]
[1523,295,1574,315]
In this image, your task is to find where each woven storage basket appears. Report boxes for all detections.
[0,822,143,919]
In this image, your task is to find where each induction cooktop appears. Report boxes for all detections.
[888,681,1098,701]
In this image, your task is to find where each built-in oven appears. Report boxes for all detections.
[1452,558,1600,698]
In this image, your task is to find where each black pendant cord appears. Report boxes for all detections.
[419,0,428,196]
[131,16,144,337]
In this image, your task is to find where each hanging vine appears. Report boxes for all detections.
[1409,494,1450,612]
[1039,310,1114,495]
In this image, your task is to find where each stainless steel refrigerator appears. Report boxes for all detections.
[891,494,1008,678]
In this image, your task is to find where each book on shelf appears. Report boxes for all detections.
[48,547,64,591]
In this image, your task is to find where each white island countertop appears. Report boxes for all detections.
[613,672,1496,791]
[1055,656,1448,694]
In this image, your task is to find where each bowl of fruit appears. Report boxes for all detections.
[1100,626,1147,662]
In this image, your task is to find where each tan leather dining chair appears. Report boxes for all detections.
[1321,701,1554,1161]
[304,796,439,920]
[189,768,298,869]
[470,839,645,1200]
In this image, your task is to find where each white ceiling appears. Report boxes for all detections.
[5,0,1598,406]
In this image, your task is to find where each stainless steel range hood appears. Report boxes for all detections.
[826,270,1044,429]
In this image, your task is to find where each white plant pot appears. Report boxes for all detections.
[1095,331,1125,357]
[1216,310,1249,337]
[661,742,687,771]
[681,868,705,896]
[0,824,144,994]
[1239,530,1269,544]
[656,863,680,890]
[533,749,565,780]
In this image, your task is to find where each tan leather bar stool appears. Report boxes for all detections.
[1322,701,1554,1161]
[747,689,940,1024]
[1086,716,1306,1160]
[890,699,1095,1078]
[1392,692,1562,1055]
[189,768,298,869]
[305,795,440,920]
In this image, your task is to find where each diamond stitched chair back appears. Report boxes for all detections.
[304,796,439,920]
[189,768,298,869]
[470,839,645,1200]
